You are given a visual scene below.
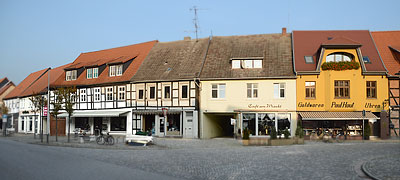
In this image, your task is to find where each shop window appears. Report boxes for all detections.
[305,81,316,99]
[164,85,171,99]
[94,88,101,102]
[149,86,156,99]
[258,113,275,135]
[243,113,256,136]
[326,53,353,63]
[118,86,125,100]
[273,83,285,99]
[366,81,377,98]
[277,113,291,133]
[334,80,350,98]
[111,117,126,131]
[21,119,25,131]
[29,117,33,131]
[106,87,113,101]
[166,114,181,136]
[211,84,226,99]
[247,83,258,98]
[75,117,90,130]
[181,85,188,99]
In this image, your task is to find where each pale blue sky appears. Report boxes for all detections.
[1,0,399,84]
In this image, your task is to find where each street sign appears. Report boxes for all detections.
[43,106,48,116]
[2,115,7,123]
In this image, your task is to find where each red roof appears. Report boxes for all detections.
[0,82,15,96]
[371,31,400,76]
[19,63,71,97]
[4,68,48,100]
[53,40,157,87]
[293,30,386,72]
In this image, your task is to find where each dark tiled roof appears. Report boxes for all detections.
[200,33,294,79]
[131,38,210,82]
[4,69,48,100]
[293,30,386,72]
[371,31,400,76]
[53,41,157,87]
[0,82,15,97]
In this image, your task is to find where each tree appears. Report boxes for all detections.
[59,86,76,143]
[270,126,277,139]
[51,88,63,142]
[295,119,304,138]
[29,93,46,140]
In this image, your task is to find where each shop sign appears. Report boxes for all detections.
[43,106,48,116]
[298,102,324,108]
[364,103,381,109]
[248,103,282,109]
[331,102,354,108]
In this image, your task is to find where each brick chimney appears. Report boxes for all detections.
[282,27,287,36]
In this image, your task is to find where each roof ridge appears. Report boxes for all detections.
[81,40,158,54]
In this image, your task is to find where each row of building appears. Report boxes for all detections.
[2,29,399,139]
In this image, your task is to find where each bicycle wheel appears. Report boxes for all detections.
[336,135,344,143]
[96,136,105,145]
[107,136,114,145]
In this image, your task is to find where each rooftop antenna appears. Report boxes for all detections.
[190,6,200,41]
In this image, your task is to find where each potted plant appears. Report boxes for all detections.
[242,128,250,146]
[283,127,290,139]
[364,122,371,140]
[295,120,304,144]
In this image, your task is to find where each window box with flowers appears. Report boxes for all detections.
[321,61,360,71]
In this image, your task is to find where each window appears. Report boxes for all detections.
[29,117,33,131]
[366,81,377,98]
[149,86,155,99]
[164,85,171,99]
[106,87,113,101]
[326,53,352,63]
[138,89,144,100]
[87,68,98,79]
[110,117,126,131]
[258,113,275,135]
[93,68,98,78]
[363,56,371,64]
[231,59,262,69]
[80,89,86,102]
[334,80,350,98]
[277,113,291,133]
[109,66,116,77]
[211,84,226,99]
[305,81,316,99]
[181,85,188,99]
[247,83,258,98]
[116,65,123,76]
[304,56,314,64]
[87,68,92,79]
[243,113,256,136]
[118,86,125,100]
[186,111,193,122]
[21,119,25,131]
[274,83,285,99]
[66,70,77,81]
[94,88,101,102]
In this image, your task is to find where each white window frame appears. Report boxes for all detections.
[109,66,116,77]
[80,89,86,102]
[247,83,258,99]
[66,70,77,81]
[93,68,98,78]
[180,84,189,99]
[138,88,144,100]
[149,86,156,100]
[106,87,113,101]
[211,83,226,99]
[94,88,101,102]
[273,83,285,99]
[163,85,171,99]
[116,65,123,76]
[118,86,125,100]
[87,68,93,79]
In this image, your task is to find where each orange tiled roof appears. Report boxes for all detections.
[371,31,400,76]
[19,63,71,97]
[4,68,48,100]
[53,40,157,87]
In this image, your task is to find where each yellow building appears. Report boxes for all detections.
[199,31,297,139]
[293,30,388,139]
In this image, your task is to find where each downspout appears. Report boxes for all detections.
[195,35,211,139]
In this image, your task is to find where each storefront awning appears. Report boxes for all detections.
[132,109,182,115]
[298,111,378,120]
[58,110,129,118]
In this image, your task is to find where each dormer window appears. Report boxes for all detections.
[87,68,98,79]
[231,59,262,69]
[109,64,123,77]
[66,70,77,81]
[304,56,314,64]
[326,53,353,63]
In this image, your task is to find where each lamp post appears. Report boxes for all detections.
[362,110,365,142]
[47,68,51,143]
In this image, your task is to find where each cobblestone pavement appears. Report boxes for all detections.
[362,154,400,180]
[2,133,400,179]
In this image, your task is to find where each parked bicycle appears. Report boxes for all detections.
[334,131,345,143]
[96,130,114,145]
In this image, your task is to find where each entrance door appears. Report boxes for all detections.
[158,117,165,137]
[94,117,102,135]
[184,112,193,138]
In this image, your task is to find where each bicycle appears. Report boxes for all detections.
[96,131,114,145]
[333,131,345,143]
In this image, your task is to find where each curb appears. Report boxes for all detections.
[361,160,380,180]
